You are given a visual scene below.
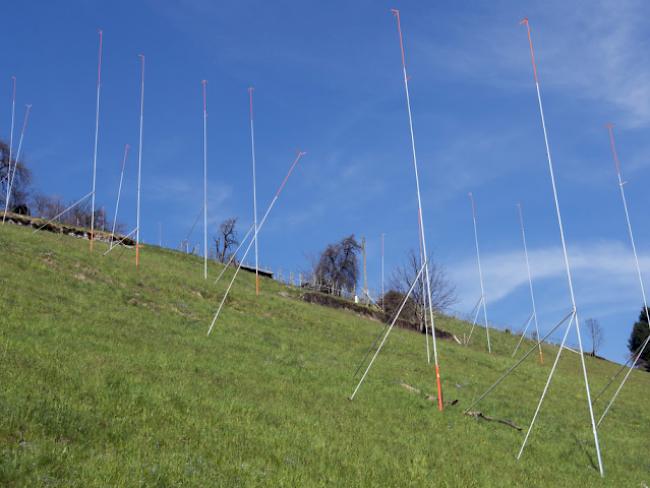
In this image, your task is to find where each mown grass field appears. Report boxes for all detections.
[1,223,649,486]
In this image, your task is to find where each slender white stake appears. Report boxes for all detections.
[248,87,260,295]
[202,80,208,280]
[517,203,543,362]
[207,151,306,335]
[2,76,16,224]
[350,258,427,400]
[381,233,385,310]
[89,30,103,250]
[417,213,430,363]
[3,104,31,223]
[109,144,130,249]
[32,191,94,233]
[520,19,603,476]
[469,192,491,353]
[596,124,650,425]
[391,9,443,410]
[136,54,145,268]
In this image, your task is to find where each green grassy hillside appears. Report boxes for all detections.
[0,224,648,486]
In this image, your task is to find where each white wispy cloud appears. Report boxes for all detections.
[416,0,650,128]
[450,239,648,314]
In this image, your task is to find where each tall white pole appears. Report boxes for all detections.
[391,9,444,411]
[468,192,491,353]
[517,203,543,363]
[202,80,208,280]
[207,151,306,335]
[2,76,16,224]
[3,104,31,223]
[381,233,385,310]
[519,18,603,476]
[109,144,129,247]
[136,54,145,268]
[248,87,260,295]
[90,30,103,251]
[596,124,650,425]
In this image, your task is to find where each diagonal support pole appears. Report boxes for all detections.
[207,151,306,336]
[512,312,534,358]
[464,310,573,414]
[350,259,428,400]
[520,18,603,476]
[518,312,574,459]
[466,295,483,344]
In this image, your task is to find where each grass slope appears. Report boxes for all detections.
[0,224,649,487]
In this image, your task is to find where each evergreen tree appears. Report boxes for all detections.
[628,307,650,371]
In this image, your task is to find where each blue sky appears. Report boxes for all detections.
[3,0,650,363]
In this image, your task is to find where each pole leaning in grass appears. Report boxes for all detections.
[513,203,543,362]
[2,76,16,224]
[519,18,603,476]
[109,144,130,249]
[596,124,650,426]
[416,210,430,363]
[350,258,427,401]
[32,191,94,233]
[207,151,306,336]
[89,30,103,251]
[464,309,573,414]
[3,104,31,224]
[248,87,260,295]
[391,8,444,411]
[136,54,145,268]
[202,80,208,280]
[468,192,491,353]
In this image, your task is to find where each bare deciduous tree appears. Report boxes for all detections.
[585,318,603,357]
[388,249,457,327]
[1,140,32,213]
[213,218,239,263]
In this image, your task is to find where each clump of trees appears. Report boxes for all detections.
[312,235,361,296]
[628,307,650,371]
[1,138,124,232]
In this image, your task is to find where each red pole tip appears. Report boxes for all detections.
[390,8,399,15]
[201,79,207,84]
[605,122,614,129]
[138,53,145,59]
[519,17,529,25]
[98,29,103,34]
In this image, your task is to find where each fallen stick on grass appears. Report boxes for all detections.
[465,410,522,431]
